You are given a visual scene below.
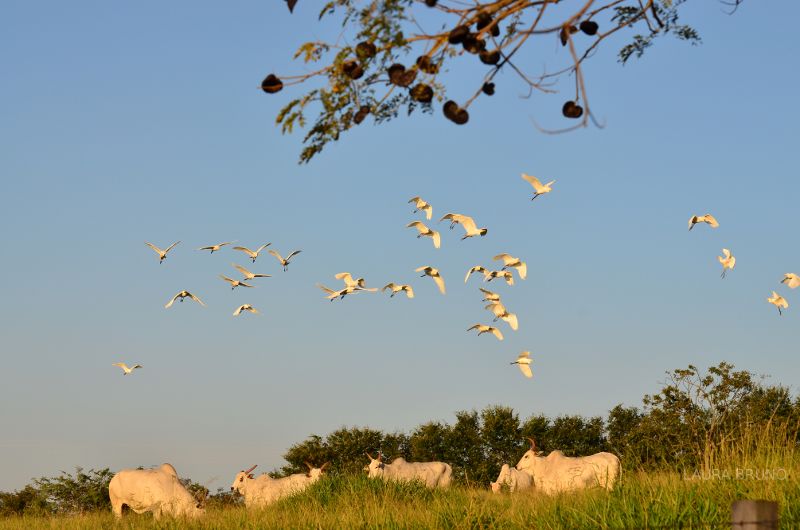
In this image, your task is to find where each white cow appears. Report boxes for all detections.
[108,463,204,519]
[231,462,329,508]
[365,453,452,488]
[490,463,533,493]
[514,438,621,494]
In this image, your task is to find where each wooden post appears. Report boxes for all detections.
[731,500,778,529]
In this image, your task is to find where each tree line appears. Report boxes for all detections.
[2,362,797,516]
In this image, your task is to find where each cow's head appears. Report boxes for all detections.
[365,452,386,478]
[304,461,331,481]
[230,465,257,493]
[515,438,544,472]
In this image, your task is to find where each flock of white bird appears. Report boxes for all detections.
[113,241,302,374]
[114,174,795,377]
[686,214,797,315]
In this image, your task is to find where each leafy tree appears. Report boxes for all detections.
[409,421,451,461]
[444,410,484,485]
[546,415,606,456]
[32,467,113,515]
[480,405,523,481]
[0,486,49,516]
[264,0,743,162]
[281,427,409,477]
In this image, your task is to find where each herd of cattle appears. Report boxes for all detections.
[108,439,621,519]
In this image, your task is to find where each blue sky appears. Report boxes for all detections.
[1,1,797,490]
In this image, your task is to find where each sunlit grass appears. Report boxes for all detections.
[1,469,797,529]
[2,424,797,529]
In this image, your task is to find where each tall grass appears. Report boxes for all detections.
[2,423,797,529]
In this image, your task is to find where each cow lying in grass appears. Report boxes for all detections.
[365,453,452,488]
[490,463,533,493]
[231,462,329,508]
[514,438,621,494]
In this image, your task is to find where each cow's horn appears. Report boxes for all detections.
[244,464,257,474]
[304,461,314,471]
[365,452,374,460]
[320,462,331,472]
[527,437,537,451]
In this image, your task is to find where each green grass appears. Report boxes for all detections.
[1,469,798,529]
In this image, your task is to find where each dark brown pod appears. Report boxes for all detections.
[425,0,437,6]
[355,41,377,60]
[559,25,579,46]
[562,100,584,119]
[482,82,495,96]
[579,20,599,36]
[476,12,492,31]
[410,83,434,103]
[462,33,486,54]
[398,69,417,87]
[443,100,469,125]
[448,25,469,44]
[490,24,500,37]
[353,105,370,125]
[416,55,439,75]
[261,74,283,94]
[387,63,406,85]
[479,50,500,65]
[342,60,364,80]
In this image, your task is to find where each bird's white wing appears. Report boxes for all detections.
[233,305,244,316]
[516,262,527,280]
[465,266,484,283]
[423,205,432,220]
[407,221,424,231]
[131,364,142,370]
[220,275,236,284]
[164,293,180,308]
[704,214,719,228]
[404,286,414,298]
[432,230,441,249]
[432,274,446,295]
[458,215,478,234]
[335,272,355,286]
[503,313,519,331]
[256,243,271,253]
[722,248,731,259]
[467,324,481,332]
[518,363,533,378]
[381,283,395,292]
[186,292,205,306]
[518,351,531,361]
[414,266,429,273]
[233,264,251,276]
[317,283,335,294]
[491,327,504,341]
[521,173,542,189]
[285,250,302,261]
[479,288,500,301]
[198,245,215,251]
[493,253,512,263]
[238,281,254,288]
[112,362,127,369]
[145,242,164,255]
[233,246,254,255]
[165,241,180,253]
[439,213,457,223]
[408,196,421,204]
[545,180,556,187]
[268,249,284,263]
